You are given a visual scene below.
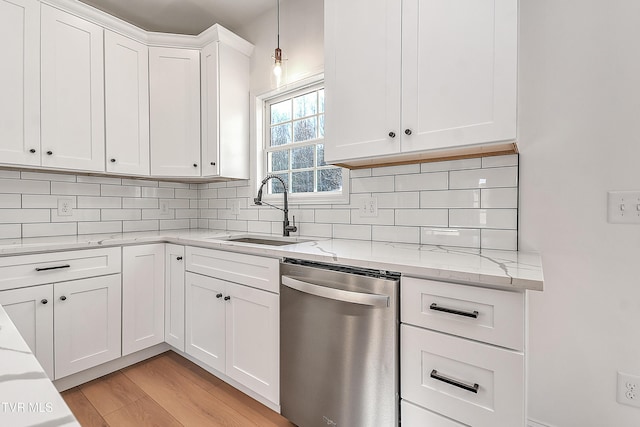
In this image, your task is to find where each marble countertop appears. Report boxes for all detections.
[0,229,543,291]
[0,305,79,427]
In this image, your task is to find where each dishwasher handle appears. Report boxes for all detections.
[282,276,389,307]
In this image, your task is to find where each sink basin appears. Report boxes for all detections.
[221,235,314,246]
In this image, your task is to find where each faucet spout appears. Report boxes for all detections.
[254,175,297,236]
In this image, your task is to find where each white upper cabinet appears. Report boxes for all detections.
[149,47,201,177]
[324,0,517,165]
[201,34,251,179]
[0,0,40,166]
[105,30,150,176]
[41,4,105,172]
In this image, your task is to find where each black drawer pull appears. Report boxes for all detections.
[35,264,71,272]
[176,256,183,261]
[224,296,231,301]
[430,303,478,318]
[430,369,479,394]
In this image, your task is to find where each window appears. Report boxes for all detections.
[263,83,346,200]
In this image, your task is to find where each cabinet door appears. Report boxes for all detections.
[201,41,250,179]
[122,245,164,356]
[0,0,40,166]
[41,4,105,172]
[54,274,121,379]
[225,282,279,404]
[105,30,150,176]
[401,0,517,152]
[323,0,402,163]
[0,284,54,379]
[149,47,201,177]
[165,244,185,351]
[185,272,225,372]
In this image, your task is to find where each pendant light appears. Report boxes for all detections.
[272,0,286,87]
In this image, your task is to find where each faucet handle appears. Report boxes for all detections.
[291,215,297,232]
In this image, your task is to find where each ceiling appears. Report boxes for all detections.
[77,0,275,35]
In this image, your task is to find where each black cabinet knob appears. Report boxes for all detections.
[176,256,183,261]
[388,132,396,138]
[59,296,67,301]
[216,293,223,298]
[224,296,231,301]
[29,149,36,154]
[404,129,412,135]
[46,151,53,155]
[110,158,116,163]
[193,163,198,167]
[210,162,216,166]
[41,299,48,305]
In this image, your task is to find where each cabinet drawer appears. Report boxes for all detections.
[401,277,524,350]
[185,247,279,293]
[401,325,524,427]
[401,400,465,427]
[0,248,121,291]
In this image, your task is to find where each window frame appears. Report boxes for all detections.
[258,77,349,205]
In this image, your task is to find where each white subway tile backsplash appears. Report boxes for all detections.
[0,179,50,194]
[315,209,350,224]
[160,219,191,230]
[52,182,99,196]
[122,198,159,209]
[332,224,371,240]
[0,224,21,239]
[298,222,332,238]
[0,209,49,224]
[77,196,121,209]
[176,209,199,219]
[226,220,248,232]
[481,229,517,250]
[395,209,448,227]
[351,176,394,193]
[78,221,123,235]
[200,188,218,199]
[102,209,142,221]
[372,226,420,244]
[101,184,142,198]
[51,209,100,223]
[449,209,517,229]
[141,209,174,220]
[22,222,77,238]
[421,158,481,172]
[0,194,22,208]
[349,169,372,178]
[376,192,420,209]
[159,181,190,188]
[482,154,518,168]
[449,167,518,189]
[23,195,75,209]
[371,164,420,176]
[395,172,448,192]
[258,209,284,222]
[350,209,394,225]
[77,176,122,185]
[0,170,21,179]
[421,228,481,248]
[21,172,76,182]
[247,220,272,234]
[175,189,198,199]
[217,187,237,199]
[121,178,158,187]
[142,187,174,198]
[481,188,518,208]
[123,220,159,232]
[420,190,480,209]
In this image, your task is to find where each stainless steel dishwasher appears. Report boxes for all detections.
[280,259,399,427]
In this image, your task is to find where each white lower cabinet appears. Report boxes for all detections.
[185,270,279,405]
[165,244,185,351]
[122,245,165,356]
[401,400,466,427]
[0,284,54,379]
[54,274,122,379]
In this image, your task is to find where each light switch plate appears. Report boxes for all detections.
[359,196,378,217]
[607,191,640,224]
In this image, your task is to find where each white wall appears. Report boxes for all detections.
[518,0,640,426]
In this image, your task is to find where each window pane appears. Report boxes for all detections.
[292,171,314,193]
[293,118,317,142]
[269,150,289,172]
[316,144,326,167]
[318,89,325,113]
[269,173,289,194]
[318,168,343,192]
[270,99,291,124]
[318,114,325,138]
[271,123,292,146]
[292,146,314,169]
[293,91,317,119]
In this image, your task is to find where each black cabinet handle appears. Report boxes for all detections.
[430,370,479,393]
[193,163,198,167]
[210,162,216,166]
[224,296,231,301]
[430,303,479,319]
[404,129,412,135]
[29,149,36,153]
[216,293,223,299]
[388,132,396,138]
[59,296,67,301]
[46,151,53,155]
[176,256,183,261]
[110,158,116,163]
[35,264,70,272]
[41,299,48,305]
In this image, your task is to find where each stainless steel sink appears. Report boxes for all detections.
[221,235,314,246]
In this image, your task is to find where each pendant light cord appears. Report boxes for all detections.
[276,0,280,49]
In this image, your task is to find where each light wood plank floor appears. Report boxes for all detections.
[61,351,295,427]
